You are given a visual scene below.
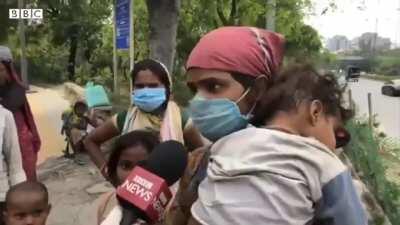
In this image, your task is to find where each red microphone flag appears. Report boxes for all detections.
[116,166,172,223]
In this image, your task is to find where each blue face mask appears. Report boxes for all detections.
[188,90,253,142]
[132,87,167,112]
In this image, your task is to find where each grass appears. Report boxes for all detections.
[382,153,400,186]
[345,119,400,224]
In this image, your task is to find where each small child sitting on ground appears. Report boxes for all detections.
[3,181,51,225]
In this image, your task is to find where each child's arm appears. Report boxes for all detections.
[3,111,26,185]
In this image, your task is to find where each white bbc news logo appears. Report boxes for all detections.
[9,9,43,19]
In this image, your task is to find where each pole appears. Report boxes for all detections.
[373,18,378,54]
[18,0,28,88]
[266,0,276,31]
[368,93,373,128]
[348,89,353,111]
[397,0,400,47]
[129,0,134,72]
[373,0,380,55]
[129,0,134,94]
[113,0,119,95]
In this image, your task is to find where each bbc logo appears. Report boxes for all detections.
[9,9,43,19]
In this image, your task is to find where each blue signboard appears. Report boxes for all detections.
[116,0,130,49]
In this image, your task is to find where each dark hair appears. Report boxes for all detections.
[107,130,160,186]
[231,71,276,126]
[231,72,255,89]
[73,101,88,112]
[0,61,16,84]
[131,59,171,111]
[131,59,171,95]
[6,181,49,207]
[252,64,353,126]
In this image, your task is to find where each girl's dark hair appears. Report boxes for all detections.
[252,64,353,126]
[107,130,160,186]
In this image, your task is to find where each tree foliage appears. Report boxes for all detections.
[37,0,112,80]
[176,0,322,71]
[0,0,19,43]
[3,0,326,86]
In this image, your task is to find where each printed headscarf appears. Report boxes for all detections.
[186,26,285,78]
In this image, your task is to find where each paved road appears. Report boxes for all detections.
[27,85,70,164]
[348,78,400,139]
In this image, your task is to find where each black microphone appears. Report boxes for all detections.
[117,140,188,225]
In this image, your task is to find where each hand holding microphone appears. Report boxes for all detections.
[116,140,188,225]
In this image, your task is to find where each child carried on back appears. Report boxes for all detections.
[61,100,94,157]
[190,64,367,225]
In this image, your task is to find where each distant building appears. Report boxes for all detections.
[378,37,392,50]
[326,33,392,53]
[355,32,392,52]
[350,37,360,51]
[326,35,351,52]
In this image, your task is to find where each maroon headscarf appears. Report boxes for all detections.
[0,61,41,153]
[186,26,285,78]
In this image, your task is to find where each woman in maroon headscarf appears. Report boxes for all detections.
[0,46,41,181]
[165,26,285,225]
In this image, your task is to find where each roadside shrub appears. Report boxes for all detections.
[345,118,400,224]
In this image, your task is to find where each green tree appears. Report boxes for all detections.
[37,0,112,81]
[0,0,18,43]
[176,0,322,70]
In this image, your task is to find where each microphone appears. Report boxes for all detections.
[116,140,188,224]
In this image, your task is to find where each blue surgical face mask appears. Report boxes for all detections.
[188,89,254,142]
[132,87,167,112]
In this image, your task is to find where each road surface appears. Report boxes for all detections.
[27,85,70,164]
[348,78,400,139]
[25,80,400,163]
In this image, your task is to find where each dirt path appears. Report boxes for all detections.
[27,85,70,164]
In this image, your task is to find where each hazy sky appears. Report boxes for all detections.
[305,0,400,44]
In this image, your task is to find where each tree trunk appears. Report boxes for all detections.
[67,36,78,81]
[146,0,181,73]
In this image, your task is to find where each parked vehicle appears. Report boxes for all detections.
[345,66,361,82]
[381,79,400,97]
